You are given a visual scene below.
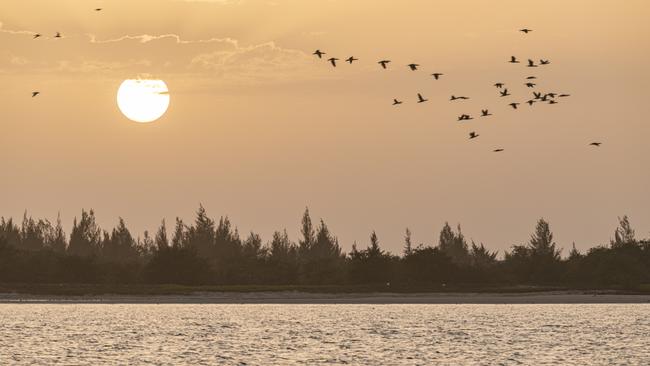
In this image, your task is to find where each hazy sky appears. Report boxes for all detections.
[1,0,649,254]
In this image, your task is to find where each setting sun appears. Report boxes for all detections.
[116,79,170,123]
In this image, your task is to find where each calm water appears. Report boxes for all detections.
[0,304,648,365]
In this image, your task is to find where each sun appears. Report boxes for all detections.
[117,79,170,123]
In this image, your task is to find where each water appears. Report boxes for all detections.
[0,304,648,365]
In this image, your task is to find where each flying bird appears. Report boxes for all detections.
[546,93,557,98]
[417,93,428,103]
[527,100,536,106]
[548,100,558,104]
[94,8,102,11]
[509,56,520,63]
[481,109,492,117]
[527,59,537,67]
[33,33,41,39]
[392,99,403,105]
[378,60,391,69]
[431,73,443,80]
[526,76,537,80]
[327,57,339,67]
[525,82,536,88]
[469,131,479,139]
[494,83,504,88]
[450,95,469,101]
[493,148,504,152]
[540,59,551,65]
[313,50,325,58]
[345,56,358,64]
[54,32,62,38]
[458,114,473,121]
[559,94,571,98]
[500,89,511,97]
[589,142,602,147]
[407,63,420,71]
[533,92,542,99]
[509,102,520,109]
[31,91,40,98]
[520,28,533,34]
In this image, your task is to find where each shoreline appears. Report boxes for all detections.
[1,291,650,304]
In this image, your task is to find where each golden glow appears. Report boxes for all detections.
[117,79,170,123]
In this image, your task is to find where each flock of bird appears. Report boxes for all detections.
[313,29,602,151]
[28,9,103,98]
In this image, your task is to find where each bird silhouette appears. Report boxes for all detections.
[393,99,403,105]
[481,109,492,117]
[509,102,520,109]
[327,58,338,67]
[493,148,504,152]
[95,8,102,11]
[313,50,325,58]
[533,92,542,99]
[509,56,520,63]
[548,100,558,104]
[407,63,419,71]
[31,91,40,98]
[417,93,428,103]
[526,76,537,80]
[378,60,391,69]
[345,56,358,64]
[558,94,571,97]
[494,83,504,88]
[540,59,551,65]
[33,33,41,39]
[589,142,602,146]
[546,92,557,98]
[527,100,536,106]
[500,89,511,97]
[450,95,469,101]
[431,73,443,80]
[469,131,479,139]
[458,114,473,121]
[525,82,536,88]
[527,59,537,67]
[519,28,533,34]
[54,32,62,38]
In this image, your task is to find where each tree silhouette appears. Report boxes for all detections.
[68,209,101,257]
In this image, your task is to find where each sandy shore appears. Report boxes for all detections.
[1,291,649,304]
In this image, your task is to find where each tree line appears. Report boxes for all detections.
[0,207,648,288]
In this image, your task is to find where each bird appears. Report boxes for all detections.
[31,91,40,98]
[509,102,520,109]
[500,89,511,97]
[378,60,391,69]
[548,100,558,104]
[540,59,551,65]
[458,114,473,121]
[520,28,533,34]
[493,148,504,152]
[527,100,536,106]
[589,142,602,147]
[494,83,504,88]
[54,32,62,38]
[533,92,542,100]
[450,95,469,101]
[558,94,571,98]
[469,131,479,139]
[33,33,41,39]
[313,50,325,58]
[407,63,419,71]
[392,99,403,105]
[481,109,492,117]
[94,8,102,11]
[527,59,537,67]
[509,56,520,63]
[327,57,338,67]
[526,76,537,79]
[525,82,536,88]
[417,93,428,103]
[345,56,358,64]
[431,73,443,80]
[546,92,557,98]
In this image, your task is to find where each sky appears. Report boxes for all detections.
[1,0,649,254]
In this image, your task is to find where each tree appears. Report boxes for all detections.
[438,223,470,266]
[403,228,413,256]
[612,215,636,248]
[101,217,138,262]
[68,209,101,257]
[529,218,561,260]
[155,220,169,251]
[298,207,315,255]
[266,230,298,284]
[186,205,216,258]
[49,213,67,252]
